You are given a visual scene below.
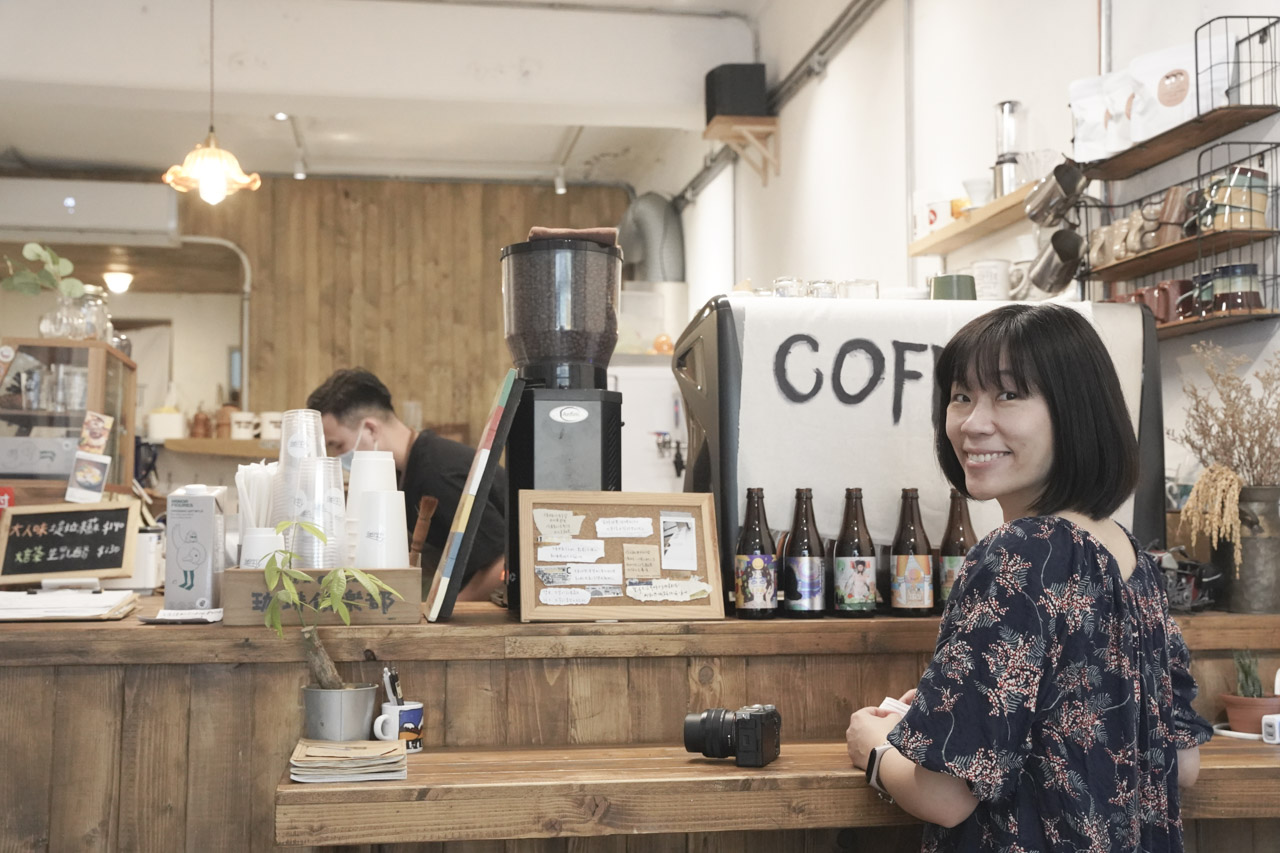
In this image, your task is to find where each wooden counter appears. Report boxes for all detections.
[274,739,1280,847]
[1,599,1277,852]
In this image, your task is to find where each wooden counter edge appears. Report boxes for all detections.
[274,740,1280,846]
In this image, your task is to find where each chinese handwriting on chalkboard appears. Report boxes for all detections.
[9,544,122,564]
[8,518,126,538]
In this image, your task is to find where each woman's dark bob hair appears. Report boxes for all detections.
[934,303,1138,519]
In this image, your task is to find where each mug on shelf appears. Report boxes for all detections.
[230,412,260,440]
[373,700,423,752]
[259,411,285,441]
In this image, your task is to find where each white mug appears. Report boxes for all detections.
[230,412,260,440]
[259,411,284,440]
[373,700,423,752]
[1263,713,1280,745]
[240,527,284,569]
[971,259,1012,300]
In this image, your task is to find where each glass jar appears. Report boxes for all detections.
[38,292,89,339]
[772,276,805,298]
[806,279,837,298]
[1212,263,1263,312]
[78,285,112,341]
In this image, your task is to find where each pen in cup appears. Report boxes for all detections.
[382,666,396,705]
[390,666,403,705]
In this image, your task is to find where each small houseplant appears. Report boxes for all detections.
[264,520,402,738]
[1,243,88,339]
[1222,650,1280,734]
[1173,342,1280,613]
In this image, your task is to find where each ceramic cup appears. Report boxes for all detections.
[373,700,424,752]
[970,260,1011,300]
[929,274,977,300]
[231,412,260,440]
[259,411,284,440]
[240,527,285,569]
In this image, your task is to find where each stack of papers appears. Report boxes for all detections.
[0,589,138,621]
[289,739,407,783]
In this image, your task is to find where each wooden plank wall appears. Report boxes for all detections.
[179,179,631,439]
[3,653,1275,852]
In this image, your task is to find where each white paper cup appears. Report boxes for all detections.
[346,451,398,520]
[355,490,410,569]
[240,527,285,569]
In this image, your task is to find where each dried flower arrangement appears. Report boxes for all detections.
[1172,342,1280,563]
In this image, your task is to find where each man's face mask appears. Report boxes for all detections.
[337,423,376,471]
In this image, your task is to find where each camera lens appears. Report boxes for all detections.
[683,708,735,759]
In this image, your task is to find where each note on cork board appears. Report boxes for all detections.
[518,490,722,622]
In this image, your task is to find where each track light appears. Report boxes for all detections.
[273,112,289,121]
[293,157,307,180]
[554,166,567,195]
[103,272,134,294]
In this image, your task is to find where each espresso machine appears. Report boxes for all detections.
[501,238,624,614]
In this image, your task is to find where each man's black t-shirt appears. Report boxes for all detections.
[399,430,507,586]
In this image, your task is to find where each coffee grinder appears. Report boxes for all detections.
[501,238,624,614]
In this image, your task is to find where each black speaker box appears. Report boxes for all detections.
[705,63,768,126]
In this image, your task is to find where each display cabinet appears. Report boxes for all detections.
[0,337,136,502]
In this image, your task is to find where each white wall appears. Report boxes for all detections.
[0,289,242,420]
[681,167,737,314]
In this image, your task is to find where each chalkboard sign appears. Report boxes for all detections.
[0,500,139,585]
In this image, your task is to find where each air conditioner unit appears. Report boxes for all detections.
[0,178,180,247]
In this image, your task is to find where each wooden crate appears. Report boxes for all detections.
[220,567,421,627]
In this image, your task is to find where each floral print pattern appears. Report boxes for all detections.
[887,516,1212,852]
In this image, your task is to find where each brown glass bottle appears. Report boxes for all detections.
[781,488,824,618]
[890,488,934,616]
[938,489,976,610]
[831,488,877,618]
[734,488,777,620]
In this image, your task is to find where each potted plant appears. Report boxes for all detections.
[264,520,403,740]
[1222,650,1280,735]
[1,243,88,338]
[1172,342,1280,613]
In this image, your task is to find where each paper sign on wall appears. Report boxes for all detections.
[622,543,661,579]
[625,577,712,602]
[533,508,586,540]
[537,540,606,563]
[539,587,592,606]
[595,516,654,538]
[535,564,623,586]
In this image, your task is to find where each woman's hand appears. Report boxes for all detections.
[846,707,903,770]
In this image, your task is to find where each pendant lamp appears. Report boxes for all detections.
[163,0,260,205]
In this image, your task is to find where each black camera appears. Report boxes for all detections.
[683,703,781,767]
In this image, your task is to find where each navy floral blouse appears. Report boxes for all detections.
[887,516,1213,852]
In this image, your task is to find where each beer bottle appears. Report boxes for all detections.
[891,488,934,616]
[734,488,777,620]
[831,488,877,618]
[939,488,976,609]
[782,488,825,618]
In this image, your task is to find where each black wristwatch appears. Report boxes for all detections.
[864,743,895,802]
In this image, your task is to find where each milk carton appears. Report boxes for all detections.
[165,485,228,609]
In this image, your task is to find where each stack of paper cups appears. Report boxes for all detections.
[355,490,410,569]
[278,409,325,465]
[240,527,286,569]
[345,450,397,566]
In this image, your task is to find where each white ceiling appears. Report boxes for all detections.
[1,0,771,194]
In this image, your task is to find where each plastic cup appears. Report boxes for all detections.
[274,457,345,568]
[346,450,398,520]
[355,490,410,569]
[279,409,326,466]
[240,527,285,569]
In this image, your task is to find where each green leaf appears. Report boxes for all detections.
[351,569,380,600]
[332,595,351,625]
[363,572,405,600]
[297,521,327,544]
[281,572,298,600]
[275,520,293,534]
[21,243,45,262]
[36,268,58,290]
[2,270,42,295]
[282,568,312,583]
[59,277,84,298]
[265,596,283,638]
[57,257,73,276]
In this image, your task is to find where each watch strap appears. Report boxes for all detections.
[865,743,895,802]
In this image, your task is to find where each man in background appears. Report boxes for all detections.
[307,368,506,601]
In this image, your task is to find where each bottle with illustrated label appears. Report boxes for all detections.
[781,488,825,618]
[831,488,877,618]
[939,488,976,610]
[734,487,777,620]
[891,487,934,616]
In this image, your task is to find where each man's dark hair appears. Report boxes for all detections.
[306,368,394,425]
[933,303,1138,520]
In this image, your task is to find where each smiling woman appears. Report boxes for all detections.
[846,303,1213,853]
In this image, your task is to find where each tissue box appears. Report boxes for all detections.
[165,485,227,610]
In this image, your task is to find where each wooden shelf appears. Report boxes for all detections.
[162,438,279,459]
[907,183,1034,257]
[1088,229,1279,282]
[0,408,85,420]
[1156,309,1280,339]
[1082,105,1280,181]
[703,115,779,186]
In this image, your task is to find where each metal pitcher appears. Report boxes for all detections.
[1221,486,1280,614]
[1024,162,1088,226]
[1028,229,1085,294]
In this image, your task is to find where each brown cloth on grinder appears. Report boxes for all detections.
[528,226,618,248]
[409,495,439,569]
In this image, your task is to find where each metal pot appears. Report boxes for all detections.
[1024,162,1088,226]
[1218,486,1280,614]
[302,682,378,741]
[1028,229,1085,294]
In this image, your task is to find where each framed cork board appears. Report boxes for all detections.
[518,490,723,622]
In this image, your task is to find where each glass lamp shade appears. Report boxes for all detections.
[163,131,261,205]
